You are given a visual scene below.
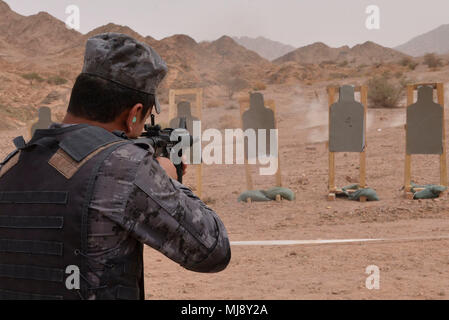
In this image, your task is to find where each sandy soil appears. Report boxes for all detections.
[2,81,449,300]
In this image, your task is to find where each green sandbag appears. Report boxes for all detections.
[340,184,379,201]
[262,187,296,201]
[238,187,296,202]
[411,182,447,199]
[348,188,379,201]
[342,184,360,192]
[238,190,271,202]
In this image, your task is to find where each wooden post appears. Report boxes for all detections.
[245,162,254,191]
[359,86,368,202]
[267,100,282,202]
[437,83,447,187]
[266,99,282,188]
[328,87,336,195]
[239,100,254,202]
[404,85,414,194]
[195,88,204,198]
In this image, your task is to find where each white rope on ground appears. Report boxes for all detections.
[230,235,449,246]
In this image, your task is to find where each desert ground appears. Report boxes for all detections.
[2,0,449,300]
[147,83,449,300]
[2,78,449,300]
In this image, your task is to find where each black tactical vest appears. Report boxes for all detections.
[0,124,145,300]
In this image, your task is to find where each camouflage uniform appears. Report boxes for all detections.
[49,123,230,299]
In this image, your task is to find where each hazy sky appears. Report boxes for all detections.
[4,0,449,48]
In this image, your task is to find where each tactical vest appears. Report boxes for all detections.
[0,124,145,300]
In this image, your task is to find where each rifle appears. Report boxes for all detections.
[140,114,193,183]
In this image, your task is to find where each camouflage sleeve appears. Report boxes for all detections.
[123,150,231,273]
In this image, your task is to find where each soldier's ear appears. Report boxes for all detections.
[125,104,139,131]
[134,103,144,119]
[123,104,145,136]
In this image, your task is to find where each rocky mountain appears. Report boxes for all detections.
[85,23,150,44]
[395,24,449,57]
[0,0,273,117]
[84,26,271,89]
[232,36,295,61]
[0,0,82,59]
[0,0,419,129]
[274,41,408,65]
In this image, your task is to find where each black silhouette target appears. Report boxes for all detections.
[406,86,443,155]
[241,92,276,159]
[329,85,365,152]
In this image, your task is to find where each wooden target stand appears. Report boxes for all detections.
[327,85,368,201]
[239,96,282,203]
[168,88,203,198]
[404,83,447,199]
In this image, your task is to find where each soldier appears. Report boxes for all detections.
[0,33,231,300]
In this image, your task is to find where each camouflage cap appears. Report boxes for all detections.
[82,33,168,114]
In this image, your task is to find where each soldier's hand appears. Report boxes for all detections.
[156,157,178,180]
